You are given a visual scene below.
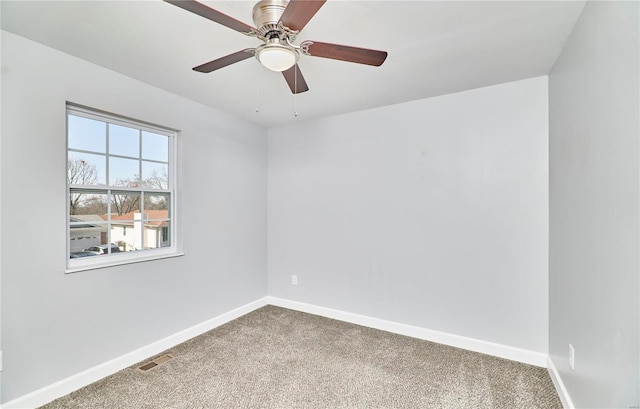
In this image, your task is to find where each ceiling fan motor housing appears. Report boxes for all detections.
[253,0,289,37]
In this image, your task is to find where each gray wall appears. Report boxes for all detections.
[1,31,268,402]
[549,2,639,408]
[268,77,549,353]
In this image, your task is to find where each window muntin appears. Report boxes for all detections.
[67,105,176,269]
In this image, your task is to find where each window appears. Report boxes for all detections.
[67,104,177,270]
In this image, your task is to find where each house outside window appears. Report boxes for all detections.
[67,104,177,271]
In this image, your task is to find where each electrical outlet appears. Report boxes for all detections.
[569,344,575,370]
[291,275,298,286]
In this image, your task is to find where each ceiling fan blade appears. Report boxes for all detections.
[164,0,255,33]
[193,49,255,73]
[278,0,326,32]
[303,41,388,66]
[282,64,309,94]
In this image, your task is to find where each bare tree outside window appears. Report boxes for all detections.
[112,177,141,216]
[68,159,98,215]
[143,168,169,210]
[144,168,169,190]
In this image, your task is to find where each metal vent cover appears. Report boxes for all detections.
[136,354,174,372]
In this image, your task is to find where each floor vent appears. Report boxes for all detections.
[136,354,174,372]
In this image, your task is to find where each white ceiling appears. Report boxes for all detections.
[1,1,584,128]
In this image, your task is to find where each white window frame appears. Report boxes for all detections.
[66,103,181,273]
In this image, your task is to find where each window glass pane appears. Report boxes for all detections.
[142,131,168,162]
[160,222,171,247]
[69,224,108,257]
[109,157,139,187]
[110,193,140,251]
[69,189,107,216]
[69,189,108,256]
[68,114,106,153]
[113,221,142,252]
[110,217,140,251]
[111,192,141,217]
[142,161,169,189]
[109,124,139,158]
[68,152,106,186]
[142,220,171,249]
[145,193,170,211]
[143,194,170,249]
[129,221,143,251]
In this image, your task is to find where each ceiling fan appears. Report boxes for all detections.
[164,0,388,94]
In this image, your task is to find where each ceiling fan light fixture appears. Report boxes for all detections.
[256,41,299,72]
[165,0,387,94]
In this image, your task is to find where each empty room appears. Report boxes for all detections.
[0,0,638,408]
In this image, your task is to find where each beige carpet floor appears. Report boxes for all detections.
[41,305,562,408]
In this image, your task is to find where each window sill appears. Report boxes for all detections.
[65,250,185,274]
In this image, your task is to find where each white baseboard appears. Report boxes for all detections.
[1,297,269,409]
[547,356,575,409]
[266,296,548,368]
[3,296,550,409]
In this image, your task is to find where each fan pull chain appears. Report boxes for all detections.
[293,64,298,118]
[255,62,260,114]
